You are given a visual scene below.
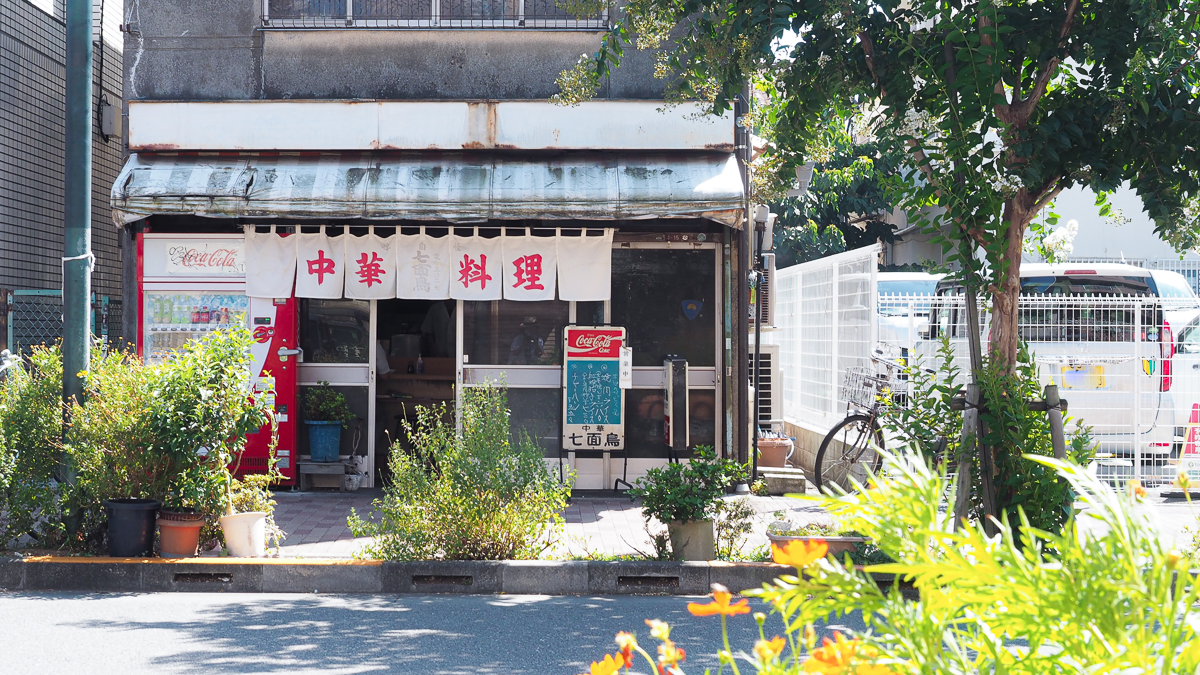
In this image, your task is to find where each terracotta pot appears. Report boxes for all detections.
[757,438,793,468]
[667,520,715,561]
[767,533,865,559]
[157,511,206,558]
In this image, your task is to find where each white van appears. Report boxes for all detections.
[926,263,1200,464]
[877,272,942,352]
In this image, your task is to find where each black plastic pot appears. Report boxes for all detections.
[104,499,161,557]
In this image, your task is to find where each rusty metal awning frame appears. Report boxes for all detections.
[111,152,745,227]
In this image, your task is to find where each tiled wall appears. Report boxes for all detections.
[0,0,123,301]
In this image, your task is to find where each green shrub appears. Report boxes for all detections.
[884,337,1093,535]
[0,330,276,553]
[349,384,570,560]
[583,451,1200,674]
[628,446,746,524]
[0,346,67,547]
[302,381,355,426]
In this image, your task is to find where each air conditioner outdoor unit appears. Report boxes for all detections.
[750,253,776,329]
[749,343,782,430]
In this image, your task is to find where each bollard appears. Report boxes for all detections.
[1044,384,1067,460]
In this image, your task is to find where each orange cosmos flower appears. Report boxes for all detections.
[772,538,829,568]
[584,653,623,675]
[754,636,787,662]
[1128,479,1147,500]
[686,586,751,617]
[614,632,636,668]
[801,632,896,675]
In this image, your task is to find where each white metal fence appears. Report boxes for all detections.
[772,259,1200,484]
[768,244,878,428]
[916,294,1198,485]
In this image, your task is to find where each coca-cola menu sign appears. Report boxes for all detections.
[563,326,626,451]
[143,236,246,278]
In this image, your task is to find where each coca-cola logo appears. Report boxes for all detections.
[573,334,615,351]
[163,243,245,275]
[568,329,623,357]
[169,246,240,270]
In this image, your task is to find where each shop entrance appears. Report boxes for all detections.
[373,299,457,484]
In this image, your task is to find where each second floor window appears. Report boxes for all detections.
[265,0,608,28]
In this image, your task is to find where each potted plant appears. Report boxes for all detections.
[766,520,866,558]
[142,329,275,557]
[302,381,354,462]
[628,446,745,561]
[66,348,167,557]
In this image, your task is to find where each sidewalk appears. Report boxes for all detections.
[270,489,830,559]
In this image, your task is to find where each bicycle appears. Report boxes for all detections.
[813,347,906,493]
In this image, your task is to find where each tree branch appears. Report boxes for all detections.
[1031,185,1064,216]
[857,30,884,94]
[994,0,1081,126]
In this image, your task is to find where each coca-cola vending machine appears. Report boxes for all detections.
[137,232,298,485]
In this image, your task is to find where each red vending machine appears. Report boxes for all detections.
[137,232,298,485]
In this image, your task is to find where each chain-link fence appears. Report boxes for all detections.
[5,290,124,354]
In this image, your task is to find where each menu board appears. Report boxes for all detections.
[562,326,626,451]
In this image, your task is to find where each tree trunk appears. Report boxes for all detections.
[988,199,1031,372]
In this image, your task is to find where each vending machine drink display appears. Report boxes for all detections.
[138,233,298,484]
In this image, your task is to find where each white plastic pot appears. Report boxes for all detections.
[219,511,267,558]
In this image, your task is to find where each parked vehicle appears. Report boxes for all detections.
[925,263,1199,466]
[877,272,942,352]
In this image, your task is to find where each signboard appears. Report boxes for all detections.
[143,236,246,278]
[563,326,626,451]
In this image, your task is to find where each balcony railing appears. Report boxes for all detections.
[263,0,609,28]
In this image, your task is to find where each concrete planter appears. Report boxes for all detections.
[667,520,715,561]
[767,533,865,558]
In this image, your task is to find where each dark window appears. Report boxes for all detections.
[506,388,562,458]
[610,249,716,367]
[463,300,568,366]
[299,299,370,363]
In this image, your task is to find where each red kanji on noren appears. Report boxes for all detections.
[458,254,492,289]
[355,252,386,287]
[511,254,544,290]
[307,250,336,285]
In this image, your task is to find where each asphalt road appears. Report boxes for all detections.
[0,592,866,675]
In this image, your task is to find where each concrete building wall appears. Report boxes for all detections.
[1036,184,1200,265]
[0,0,124,305]
[122,0,663,102]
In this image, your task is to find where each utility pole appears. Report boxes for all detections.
[63,0,93,415]
[733,85,751,477]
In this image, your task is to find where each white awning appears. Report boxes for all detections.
[111,152,745,227]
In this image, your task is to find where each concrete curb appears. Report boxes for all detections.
[0,556,869,595]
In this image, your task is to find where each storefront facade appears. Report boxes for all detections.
[114,100,746,488]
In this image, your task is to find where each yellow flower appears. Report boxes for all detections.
[1167,549,1183,569]
[584,653,623,675]
[804,624,818,650]
[657,640,686,670]
[1128,479,1147,500]
[645,619,671,640]
[1177,471,1192,491]
[687,585,750,617]
[772,538,829,568]
[754,636,786,662]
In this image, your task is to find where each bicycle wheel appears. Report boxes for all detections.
[814,414,884,493]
